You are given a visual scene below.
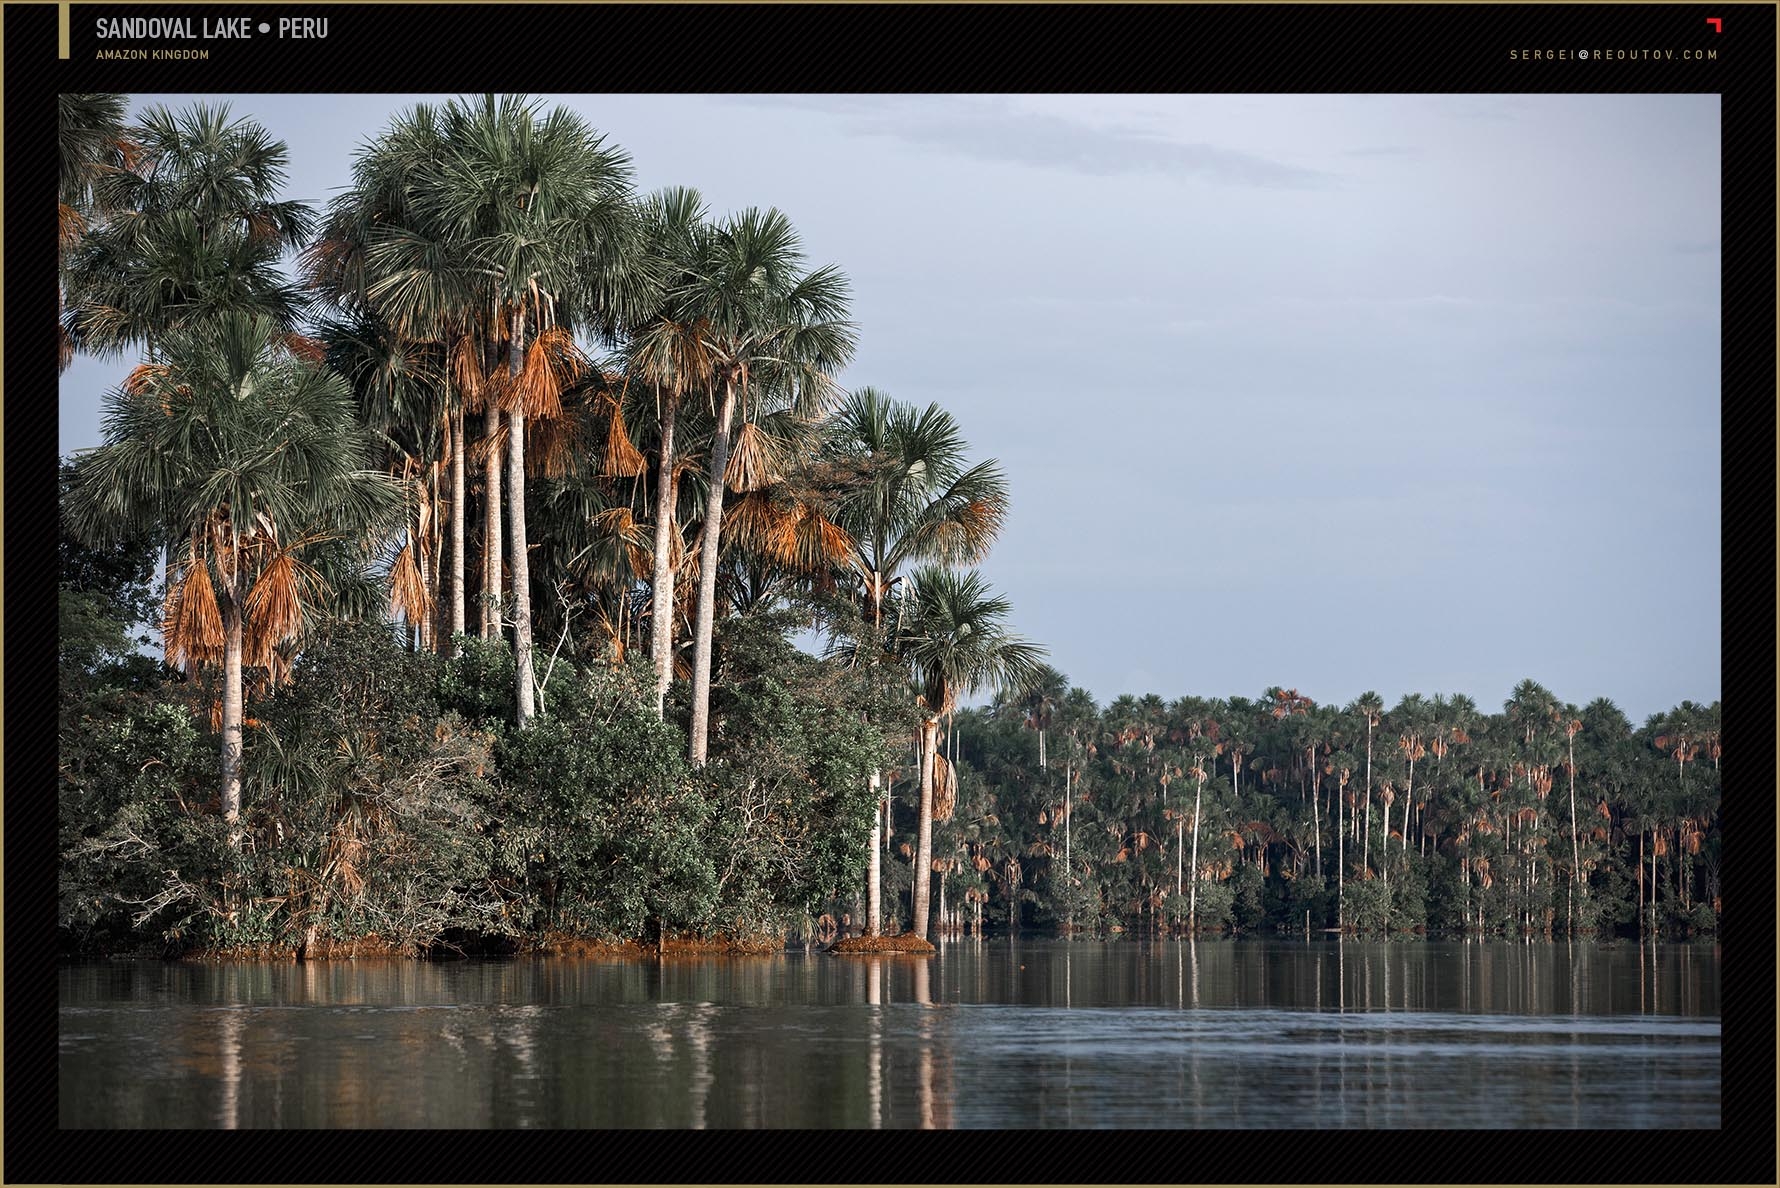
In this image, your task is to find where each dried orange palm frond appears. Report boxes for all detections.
[484,366,517,414]
[931,752,958,822]
[469,417,510,468]
[587,507,654,581]
[124,362,170,398]
[724,421,782,492]
[453,334,486,412]
[389,542,430,625]
[244,550,306,668]
[603,398,647,477]
[515,326,586,421]
[526,406,590,478]
[165,553,225,672]
[514,338,562,420]
[282,333,327,365]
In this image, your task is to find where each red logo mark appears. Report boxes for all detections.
[1705,17,1722,32]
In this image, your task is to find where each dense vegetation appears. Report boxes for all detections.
[57,94,1721,956]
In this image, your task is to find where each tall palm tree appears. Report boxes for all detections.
[1391,692,1430,870]
[675,207,855,765]
[327,95,646,719]
[898,567,1045,939]
[420,95,643,728]
[626,186,715,717]
[304,102,477,652]
[1350,691,1384,876]
[63,102,312,361]
[1020,664,1068,773]
[58,93,129,372]
[65,314,400,833]
[825,386,1010,933]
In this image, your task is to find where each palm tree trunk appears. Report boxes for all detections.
[1175,815,1184,900]
[482,404,502,640]
[1405,754,1416,858]
[1309,746,1321,879]
[507,307,535,728]
[914,716,938,940]
[1363,729,1374,874]
[450,405,466,651]
[688,377,737,766]
[650,391,679,718]
[220,595,244,842]
[1337,778,1345,930]
[868,767,883,936]
[415,518,433,655]
[1188,772,1203,932]
[429,464,447,653]
[1567,737,1581,929]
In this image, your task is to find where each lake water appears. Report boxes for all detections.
[59,939,1719,1128]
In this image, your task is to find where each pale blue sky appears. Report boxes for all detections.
[59,93,1722,719]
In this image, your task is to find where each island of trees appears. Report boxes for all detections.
[57,94,1722,958]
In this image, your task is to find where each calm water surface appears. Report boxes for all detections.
[59,939,1719,1128]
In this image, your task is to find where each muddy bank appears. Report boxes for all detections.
[828,934,936,955]
[172,930,783,963]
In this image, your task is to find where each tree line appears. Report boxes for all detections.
[56,94,1719,955]
[910,678,1720,939]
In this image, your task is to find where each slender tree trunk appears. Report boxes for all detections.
[220,595,244,842]
[1175,814,1184,900]
[1363,727,1374,874]
[1567,737,1581,930]
[482,404,502,640]
[429,463,447,653]
[650,392,679,718]
[1188,771,1203,932]
[507,307,535,728]
[415,520,433,654]
[914,716,938,940]
[450,404,466,651]
[688,377,737,766]
[1382,793,1392,892]
[1337,778,1345,930]
[1064,758,1073,931]
[1404,754,1415,858]
[1309,746,1321,879]
[867,768,883,936]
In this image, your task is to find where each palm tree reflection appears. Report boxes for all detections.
[217,1006,242,1129]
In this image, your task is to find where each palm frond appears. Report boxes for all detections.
[165,550,224,671]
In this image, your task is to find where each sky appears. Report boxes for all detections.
[58,93,1722,721]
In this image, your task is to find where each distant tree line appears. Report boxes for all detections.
[893,676,1720,939]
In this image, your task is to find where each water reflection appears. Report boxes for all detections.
[61,941,1718,1128]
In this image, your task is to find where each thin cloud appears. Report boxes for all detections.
[723,94,1330,189]
[859,103,1331,189]
[1343,144,1422,158]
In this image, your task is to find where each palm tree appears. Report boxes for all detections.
[626,186,715,717]
[422,95,643,728]
[1019,664,1068,773]
[899,567,1045,940]
[1391,692,1430,871]
[304,103,477,653]
[63,102,313,361]
[824,386,1010,933]
[675,207,855,765]
[58,93,129,372]
[65,314,400,833]
[1350,691,1384,875]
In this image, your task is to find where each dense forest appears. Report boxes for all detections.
[57,94,1721,957]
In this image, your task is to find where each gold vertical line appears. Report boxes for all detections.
[60,1,72,58]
